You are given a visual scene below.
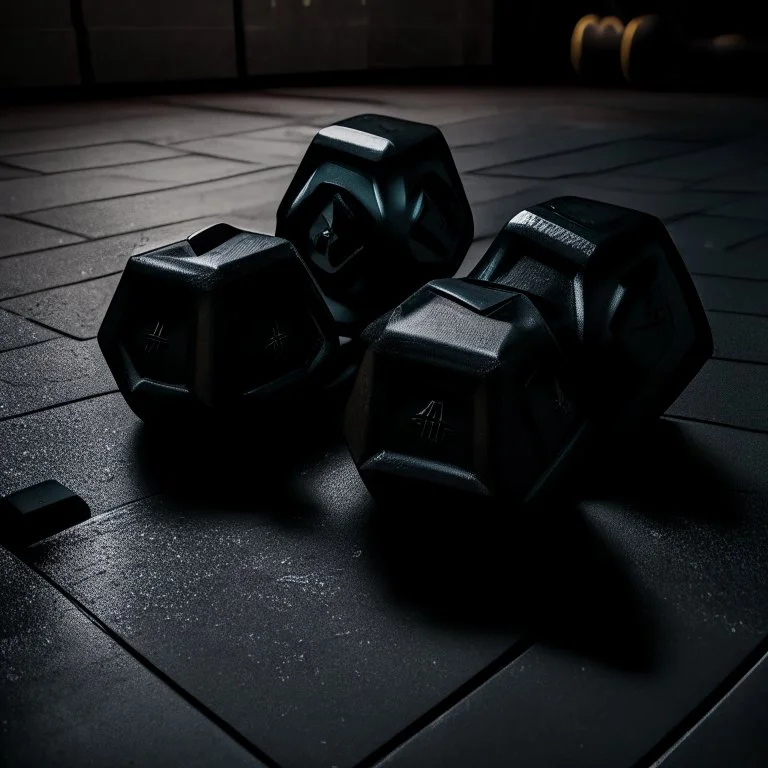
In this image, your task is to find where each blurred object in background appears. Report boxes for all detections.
[567,3,767,91]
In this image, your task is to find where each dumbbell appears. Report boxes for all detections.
[97,223,340,428]
[276,113,473,335]
[344,196,713,506]
[99,115,473,427]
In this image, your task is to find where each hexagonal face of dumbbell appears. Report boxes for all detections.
[276,114,474,333]
[469,196,713,424]
[344,278,579,505]
[98,223,338,426]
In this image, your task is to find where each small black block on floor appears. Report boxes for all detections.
[0,480,90,549]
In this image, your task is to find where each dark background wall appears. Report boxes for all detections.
[0,0,495,89]
[0,0,764,92]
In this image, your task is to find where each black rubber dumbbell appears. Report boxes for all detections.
[98,223,339,428]
[276,113,474,335]
[344,196,713,506]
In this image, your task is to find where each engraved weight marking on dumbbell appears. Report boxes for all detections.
[142,321,169,356]
[553,378,572,417]
[265,321,290,357]
[412,400,454,444]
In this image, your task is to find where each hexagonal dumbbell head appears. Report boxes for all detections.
[275,114,474,334]
[468,196,713,430]
[344,278,578,505]
[98,223,338,428]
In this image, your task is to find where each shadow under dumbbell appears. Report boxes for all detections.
[134,383,355,528]
[361,418,745,674]
[362,492,658,674]
[576,418,747,526]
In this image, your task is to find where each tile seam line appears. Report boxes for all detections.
[0,390,119,424]
[467,135,721,176]
[664,414,768,436]
[4,165,291,217]
[633,631,768,768]
[2,212,90,242]
[0,123,299,161]
[0,209,247,261]
[0,151,214,178]
[18,551,283,768]
[0,304,95,341]
[0,305,86,337]
[353,635,537,768]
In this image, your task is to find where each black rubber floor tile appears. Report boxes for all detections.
[0,393,155,514]
[578,172,687,194]
[163,92,377,119]
[233,124,321,144]
[452,128,638,174]
[667,359,768,432]
[479,139,697,179]
[630,140,768,182]
[653,644,768,768]
[708,195,768,222]
[22,167,294,238]
[440,112,552,148]
[0,110,289,156]
[0,548,265,768]
[0,155,262,215]
[667,215,768,251]
[375,419,768,768]
[29,446,522,768]
[0,216,84,258]
[0,163,37,180]
[727,234,768,271]
[0,100,184,134]
[0,274,121,339]
[173,135,307,165]
[0,309,58,352]
[695,163,768,193]
[692,275,768,316]
[680,244,768,281]
[461,174,538,205]
[0,337,115,421]
[709,312,768,364]
[0,213,276,300]
[4,141,185,173]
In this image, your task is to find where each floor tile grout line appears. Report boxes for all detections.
[706,308,768,319]
[0,270,125,301]
[0,335,64,355]
[689,271,768,284]
[0,210,250,261]
[723,227,768,252]
[0,150,205,177]
[5,164,291,218]
[664,415,768,436]
[467,135,722,178]
[2,212,91,242]
[711,355,768,367]
[0,390,119,424]
[0,304,94,341]
[0,160,45,176]
[632,632,768,768]
[23,556,283,768]
[148,98,357,122]
[353,635,537,768]
[0,120,300,161]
